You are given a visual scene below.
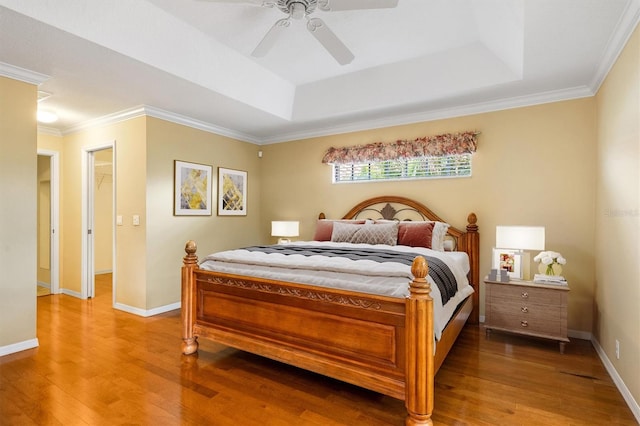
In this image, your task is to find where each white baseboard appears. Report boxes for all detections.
[591,337,640,423]
[0,338,39,357]
[61,288,84,298]
[37,281,51,289]
[95,269,113,275]
[568,329,592,340]
[114,301,181,317]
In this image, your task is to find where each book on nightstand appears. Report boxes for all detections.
[533,274,568,285]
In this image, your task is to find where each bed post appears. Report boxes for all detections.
[463,213,480,324]
[181,240,199,355]
[405,256,434,426]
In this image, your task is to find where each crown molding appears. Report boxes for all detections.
[37,125,63,137]
[589,0,640,92]
[62,104,262,144]
[0,62,49,85]
[142,106,262,144]
[260,85,596,144]
[58,84,595,145]
[62,106,147,135]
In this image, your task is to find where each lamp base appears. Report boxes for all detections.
[277,238,291,244]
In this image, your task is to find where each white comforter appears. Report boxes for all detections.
[199,241,473,340]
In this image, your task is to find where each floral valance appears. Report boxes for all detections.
[321,131,478,165]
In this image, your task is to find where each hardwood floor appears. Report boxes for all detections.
[0,276,636,425]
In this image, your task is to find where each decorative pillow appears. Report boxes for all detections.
[397,221,434,248]
[331,222,398,245]
[431,221,450,251]
[443,239,455,251]
[376,219,450,251]
[313,219,365,241]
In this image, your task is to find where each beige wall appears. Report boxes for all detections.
[261,98,598,334]
[0,76,38,349]
[595,24,640,406]
[62,118,146,308]
[145,117,263,310]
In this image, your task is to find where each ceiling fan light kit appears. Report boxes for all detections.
[203,0,399,65]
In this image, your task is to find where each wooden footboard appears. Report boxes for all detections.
[182,243,442,425]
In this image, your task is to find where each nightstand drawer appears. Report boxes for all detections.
[489,300,562,321]
[487,311,564,336]
[489,284,563,306]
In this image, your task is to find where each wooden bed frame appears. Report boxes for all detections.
[181,196,479,425]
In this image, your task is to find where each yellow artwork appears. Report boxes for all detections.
[218,167,247,216]
[180,168,208,210]
[174,161,212,216]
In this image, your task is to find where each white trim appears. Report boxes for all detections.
[37,126,63,137]
[568,329,592,340]
[0,338,39,357]
[143,105,262,144]
[0,62,49,85]
[261,85,595,144]
[37,281,51,289]
[61,288,84,299]
[114,302,181,318]
[57,86,594,146]
[591,337,640,423]
[95,269,113,275]
[61,105,262,144]
[589,0,640,92]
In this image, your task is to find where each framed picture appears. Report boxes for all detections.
[174,160,213,216]
[218,167,247,216]
[492,248,522,279]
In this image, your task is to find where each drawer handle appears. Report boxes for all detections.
[520,320,528,327]
[521,292,529,299]
[521,306,528,313]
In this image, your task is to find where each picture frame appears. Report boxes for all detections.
[492,248,522,279]
[174,160,213,216]
[218,167,247,216]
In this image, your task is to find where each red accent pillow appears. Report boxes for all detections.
[313,219,366,241]
[397,221,434,248]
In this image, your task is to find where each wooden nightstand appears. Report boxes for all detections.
[484,278,569,353]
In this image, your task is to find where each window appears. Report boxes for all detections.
[333,153,472,183]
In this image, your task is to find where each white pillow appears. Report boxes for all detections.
[431,221,450,251]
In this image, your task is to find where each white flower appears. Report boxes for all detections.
[534,251,567,265]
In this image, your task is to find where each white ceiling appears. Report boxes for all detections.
[1,0,639,144]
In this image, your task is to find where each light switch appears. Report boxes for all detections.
[133,215,140,226]
[116,215,123,226]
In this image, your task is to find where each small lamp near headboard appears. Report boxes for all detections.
[495,226,545,280]
[271,221,299,244]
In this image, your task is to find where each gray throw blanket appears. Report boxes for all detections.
[241,245,458,305]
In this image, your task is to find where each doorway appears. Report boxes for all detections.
[36,150,59,296]
[82,144,115,303]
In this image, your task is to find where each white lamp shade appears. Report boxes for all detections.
[496,226,545,250]
[271,221,299,237]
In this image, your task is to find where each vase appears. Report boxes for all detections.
[538,263,562,276]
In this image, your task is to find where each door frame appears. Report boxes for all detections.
[81,141,116,303]
[36,149,60,295]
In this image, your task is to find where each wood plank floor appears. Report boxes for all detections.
[0,274,636,425]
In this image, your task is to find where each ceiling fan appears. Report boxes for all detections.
[200,0,399,65]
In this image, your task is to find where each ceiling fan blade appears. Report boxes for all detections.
[252,18,291,57]
[195,0,269,5]
[306,18,354,65]
[318,0,399,12]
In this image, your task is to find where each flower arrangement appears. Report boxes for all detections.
[534,251,567,276]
